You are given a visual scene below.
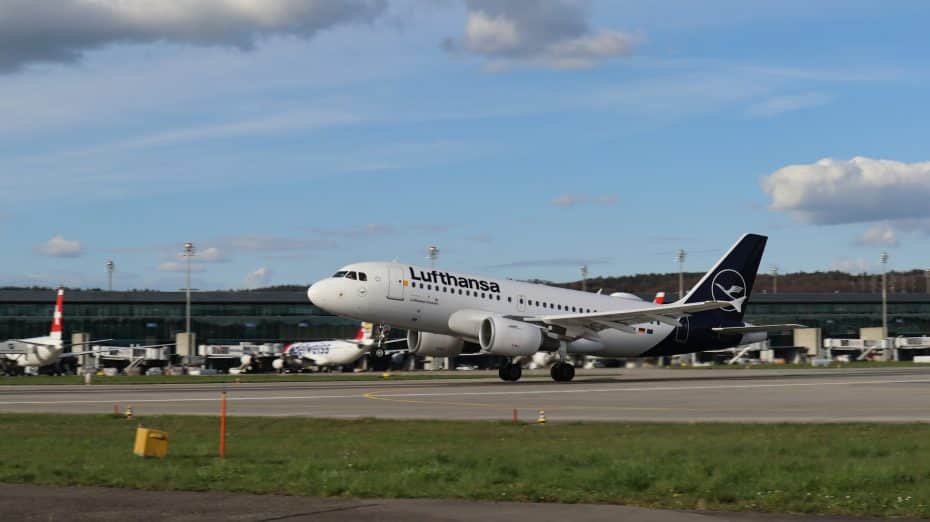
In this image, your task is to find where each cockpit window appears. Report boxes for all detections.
[332,271,348,278]
[346,271,358,280]
[358,272,367,281]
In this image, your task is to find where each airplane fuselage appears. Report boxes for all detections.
[1,336,64,368]
[308,262,759,358]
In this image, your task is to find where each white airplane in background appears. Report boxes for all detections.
[307,234,804,382]
[0,289,105,375]
[272,322,404,372]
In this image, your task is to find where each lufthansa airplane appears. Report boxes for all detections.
[307,234,802,382]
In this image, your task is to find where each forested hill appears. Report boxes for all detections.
[3,270,928,294]
[550,270,930,296]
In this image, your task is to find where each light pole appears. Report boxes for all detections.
[184,241,195,364]
[676,249,686,301]
[106,260,115,291]
[925,267,929,294]
[580,264,588,292]
[769,265,778,294]
[880,251,888,338]
[426,246,439,269]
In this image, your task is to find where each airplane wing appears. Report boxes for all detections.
[711,324,807,334]
[522,300,739,340]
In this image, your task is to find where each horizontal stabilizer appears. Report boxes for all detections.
[712,324,807,335]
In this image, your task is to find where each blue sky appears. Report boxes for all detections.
[1,0,929,290]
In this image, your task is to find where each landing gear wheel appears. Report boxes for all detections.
[550,362,575,382]
[498,363,522,382]
[374,348,386,358]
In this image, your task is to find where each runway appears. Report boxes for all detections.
[2,367,930,422]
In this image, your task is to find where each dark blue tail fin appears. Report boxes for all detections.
[680,234,767,321]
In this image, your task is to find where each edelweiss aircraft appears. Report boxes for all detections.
[272,322,403,372]
[0,289,100,375]
[307,234,803,382]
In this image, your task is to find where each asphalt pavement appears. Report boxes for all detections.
[2,367,929,422]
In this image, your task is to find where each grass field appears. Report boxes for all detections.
[0,372,492,386]
[1,414,928,517]
[676,361,923,370]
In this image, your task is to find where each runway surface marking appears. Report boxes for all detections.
[1,376,928,406]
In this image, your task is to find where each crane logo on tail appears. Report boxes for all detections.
[711,269,747,312]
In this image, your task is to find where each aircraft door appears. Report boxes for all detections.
[517,295,526,313]
[387,266,405,301]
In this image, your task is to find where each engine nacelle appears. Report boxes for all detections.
[478,316,557,357]
[406,330,465,357]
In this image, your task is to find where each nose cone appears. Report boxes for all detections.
[307,281,326,308]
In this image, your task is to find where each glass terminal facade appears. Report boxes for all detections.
[0,290,359,345]
[1,290,928,346]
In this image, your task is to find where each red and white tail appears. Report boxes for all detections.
[354,322,374,341]
[50,288,64,340]
[654,292,665,304]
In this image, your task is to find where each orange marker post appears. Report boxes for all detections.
[219,391,227,458]
[512,408,518,424]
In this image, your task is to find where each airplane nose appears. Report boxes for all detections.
[307,281,325,306]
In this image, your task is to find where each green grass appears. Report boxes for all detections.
[0,372,492,385]
[682,361,924,370]
[1,414,929,517]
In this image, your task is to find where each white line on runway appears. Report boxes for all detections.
[0,376,927,406]
[368,377,930,399]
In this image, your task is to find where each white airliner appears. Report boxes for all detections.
[272,322,403,372]
[0,289,102,375]
[307,234,803,382]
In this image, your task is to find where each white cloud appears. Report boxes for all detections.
[0,0,388,73]
[444,0,635,70]
[217,235,337,252]
[551,193,618,208]
[746,92,831,117]
[198,247,228,263]
[35,235,83,258]
[854,224,899,248]
[761,157,930,225]
[156,261,205,273]
[830,258,874,274]
[244,266,272,288]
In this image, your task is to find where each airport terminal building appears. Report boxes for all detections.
[1,289,929,347]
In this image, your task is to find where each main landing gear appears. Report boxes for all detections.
[550,361,575,382]
[498,363,522,382]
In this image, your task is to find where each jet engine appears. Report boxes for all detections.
[406,330,465,357]
[478,316,558,357]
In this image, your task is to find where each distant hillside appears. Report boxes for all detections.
[553,270,930,297]
[4,271,927,295]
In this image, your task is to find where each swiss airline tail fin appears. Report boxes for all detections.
[654,292,665,304]
[50,288,64,340]
[354,322,374,342]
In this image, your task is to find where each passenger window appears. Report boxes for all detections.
[535,301,540,307]
[427,284,432,290]
[346,271,357,280]
[458,289,463,295]
[508,297,512,303]
[358,272,367,282]
[481,292,486,298]
[496,295,501,301]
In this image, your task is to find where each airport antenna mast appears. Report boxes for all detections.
[880,251,889,338]
[580,264,588,292]
[427,246,439,269]
[106,260,115,291]
[184,241,195,364]
[770,265,778,294]
[676,249,687,301]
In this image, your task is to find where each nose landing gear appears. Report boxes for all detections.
[550,361,575,382]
